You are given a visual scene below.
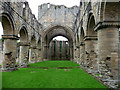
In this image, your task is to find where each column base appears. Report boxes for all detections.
[1,66,18,72]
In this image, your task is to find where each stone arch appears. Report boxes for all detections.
[87,13,97,36]
[42,25,74,60]
[0,13,15,35]
[43,25,74,42]
[19,26,28,43]
[18,26,29,67]
[29,35,37,63]
[30,35,36,47]
[0,13,18,71]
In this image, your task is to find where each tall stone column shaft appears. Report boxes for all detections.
[29,46,37,63]
[80,42,85,65]
[97,27,119,79]
[1,35,19,71]
[84,36,98,69]
[37,48,42,62]
[19,43,29,67]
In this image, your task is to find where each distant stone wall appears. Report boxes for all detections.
[38,3,79,30]
[48,40,70,60]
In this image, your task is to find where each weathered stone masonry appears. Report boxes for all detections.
[0,0,120,88]
[74,1,120,88]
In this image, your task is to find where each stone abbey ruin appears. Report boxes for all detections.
[0,0,120,88]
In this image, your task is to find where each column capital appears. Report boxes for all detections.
[94,21,120,31]
[2,35,19,40]
[84,36,97,41]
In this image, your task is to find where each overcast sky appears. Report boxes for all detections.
[28,0,80,19]
[0,0,80,40]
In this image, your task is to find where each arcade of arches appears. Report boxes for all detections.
[0,1,120,88]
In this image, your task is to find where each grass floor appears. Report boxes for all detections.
[2,61,107,88]
[29,61,80,67]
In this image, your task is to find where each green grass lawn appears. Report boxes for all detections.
[2,61,107,88]
[29,61,80,67]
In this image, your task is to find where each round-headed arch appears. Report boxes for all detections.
[0,13,15,35]
[42,25,74,45]
[87,13,96,36]
[19,25,28,43]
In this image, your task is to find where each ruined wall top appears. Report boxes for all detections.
[38,3,79,31]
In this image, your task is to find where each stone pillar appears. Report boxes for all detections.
[42,44,47,61]
[74,46,77,62]
[84,36,98,70]
[1,35,19,71]
[18,42,29,67]
[29,46,37,63]
[76,44,80,63]
[0,40,3,65]
[37,48,42,62]
[70,45,73,61]
[80,42,85,65]
[97,27,119,80]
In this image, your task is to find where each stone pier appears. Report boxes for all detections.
[18,42,29,67]
[1,35,19,71]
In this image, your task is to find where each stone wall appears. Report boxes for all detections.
[38,3,79,30]
[73,0,120,88]
[48,40,70,60]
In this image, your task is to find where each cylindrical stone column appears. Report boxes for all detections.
[98,27,119,79]
[1,35,19,71]
[37,48,42,62]
[0,40,3,65]
[18,42,29,67]
[29,46,37,63]
[80,42,85,65]
[84,36,98,70]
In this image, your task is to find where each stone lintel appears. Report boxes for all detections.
[84,36,97,41]
[94,21,120,31]
[2,35,19,40]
